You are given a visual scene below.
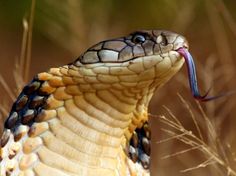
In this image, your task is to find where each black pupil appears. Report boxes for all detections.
[133,35,145,44]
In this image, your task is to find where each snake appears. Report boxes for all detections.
[0,30,211,176]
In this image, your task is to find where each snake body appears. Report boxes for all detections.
[0,30,188,176]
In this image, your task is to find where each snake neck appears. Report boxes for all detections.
[0,66,154,176]
[37,64,156,130]
[25,65,155,174]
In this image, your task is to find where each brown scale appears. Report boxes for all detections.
[128,122,151,170]
[3,77,49,132]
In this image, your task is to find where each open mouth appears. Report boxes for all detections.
[176,47,229,101]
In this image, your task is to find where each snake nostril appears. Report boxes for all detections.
[181,40,189,50]
[184,41,189,49]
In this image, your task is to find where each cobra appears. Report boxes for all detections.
[0,30,209,176]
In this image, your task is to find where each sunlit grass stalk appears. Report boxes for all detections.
[24,0,36,82]
[153,95,236,175]
[0,0,34,131]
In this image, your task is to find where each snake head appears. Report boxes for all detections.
[73,30,228,102]
[71,30,192,104]
[72,30,188,86]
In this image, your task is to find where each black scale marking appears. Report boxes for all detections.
[128,122,151,170]
[4,76,49,132]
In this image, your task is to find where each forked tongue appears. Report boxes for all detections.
[177,48,233,102]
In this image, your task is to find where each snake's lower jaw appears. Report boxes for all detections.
[144,53,183,94]
[152,51,184,80]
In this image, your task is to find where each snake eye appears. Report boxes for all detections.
[132,34,146,44]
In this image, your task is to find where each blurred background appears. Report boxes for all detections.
[0,0,236,175]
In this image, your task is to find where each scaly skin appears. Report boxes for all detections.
[0,30,188,176]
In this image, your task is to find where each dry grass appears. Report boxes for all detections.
[151,95,236,176]
[0,0,236,176]
[0,0,35,126]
